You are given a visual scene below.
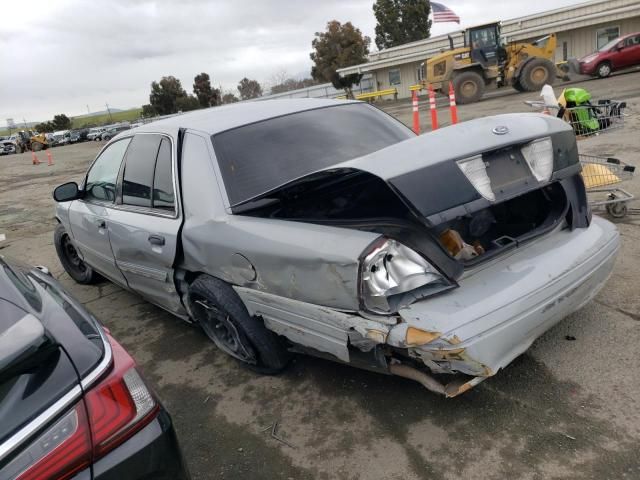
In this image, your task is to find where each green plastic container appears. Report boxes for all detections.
[563,87,592,105]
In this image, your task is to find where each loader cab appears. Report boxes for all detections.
[465,22,502,67]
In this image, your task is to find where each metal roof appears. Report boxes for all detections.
[337,0,640,75]
[133,98,358,135]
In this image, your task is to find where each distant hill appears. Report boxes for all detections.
[74,108,124,119]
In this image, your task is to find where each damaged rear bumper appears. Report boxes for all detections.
[234,218,618,397]
[389,216,619,393]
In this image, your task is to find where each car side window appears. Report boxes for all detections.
[122,135,162,208]
[152,137,175,212]
[85,138,131,203]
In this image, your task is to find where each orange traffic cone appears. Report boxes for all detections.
[428,84,439,131]
[31,151,40,165]
[46,150,54,166]
[448,82,459,125]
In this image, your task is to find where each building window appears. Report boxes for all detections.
[416,64,426,82]
[389,69,401,86]
[596,26,620,50]
[563,41,568,61]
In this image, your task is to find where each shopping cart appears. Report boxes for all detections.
[525,100,627,138]
[579,154,636,218]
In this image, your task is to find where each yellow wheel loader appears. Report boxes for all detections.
[424,22,570,104]
[14,130,49,154]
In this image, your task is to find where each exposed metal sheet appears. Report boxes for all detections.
[235,287,394,362]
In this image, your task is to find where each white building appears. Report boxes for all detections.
[337,0,640,99]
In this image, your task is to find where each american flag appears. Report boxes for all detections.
[431,2,460,24]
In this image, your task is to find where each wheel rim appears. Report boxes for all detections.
[460,80,478,98]
[599,64,611,76]
[193,297,256,363]
[530,66,548,84]
[62,234,87,273]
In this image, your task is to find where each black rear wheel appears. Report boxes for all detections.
[452,71,485,104]
[54,224,99,284]
[188,275,291,374]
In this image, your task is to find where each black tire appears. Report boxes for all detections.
[54,224,100,284]
[518,58,556,92]
[188,275,291,374]
[512,79,526,92]
[452,71,485,104]
[102,135,111,141]
[606,201,627,219]
[596,61,612,78]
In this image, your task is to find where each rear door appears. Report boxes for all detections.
[68,138,131,287]
[107,133,186,316]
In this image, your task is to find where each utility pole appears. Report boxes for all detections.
[105,103,113,123]
[87,105,90,115]
[22,118,27,128]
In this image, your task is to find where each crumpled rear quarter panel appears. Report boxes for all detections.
[180,215,378,311]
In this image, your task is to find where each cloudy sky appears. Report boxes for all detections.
[1,0,587,122]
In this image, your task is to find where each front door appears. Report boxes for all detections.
[106,133,186,316]
[68,138,131,286]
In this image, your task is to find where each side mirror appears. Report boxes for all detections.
[616,42,624,50]
[53,182,81,202]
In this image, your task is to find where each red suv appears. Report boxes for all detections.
[579,32,640,78]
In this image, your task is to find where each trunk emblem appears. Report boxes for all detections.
[492,126,509,135]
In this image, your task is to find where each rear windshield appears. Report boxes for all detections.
[212,103,413,206]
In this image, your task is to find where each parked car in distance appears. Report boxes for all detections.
[87,127,106,141]
[0,255,189,479]
[578,31,640,77]
[0,137,16,155]
[52,99,619,397]
[100,124,130,141]
[51,130,71,147]
[69,130,81,143]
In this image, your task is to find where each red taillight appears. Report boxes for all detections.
[12,405,92,480]
[9,335,158,480]
[85,336,158,458]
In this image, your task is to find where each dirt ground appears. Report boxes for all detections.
[1,71,639,479]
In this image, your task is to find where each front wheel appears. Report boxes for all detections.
[54,224,100,284]
[518,58,556,91]
[596,62,612,78]
[452,71,485,104]
[606,201,627,218]
[188,275,291,374]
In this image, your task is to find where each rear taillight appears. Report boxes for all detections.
[7,335,158,480]
[86,338,157,458]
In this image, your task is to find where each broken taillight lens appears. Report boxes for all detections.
[360,238,452,314]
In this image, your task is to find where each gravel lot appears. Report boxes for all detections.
[1,71,639,479]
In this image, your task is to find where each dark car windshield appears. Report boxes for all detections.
[212,103,413,206]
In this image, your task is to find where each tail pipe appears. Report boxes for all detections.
[389,363,487,397]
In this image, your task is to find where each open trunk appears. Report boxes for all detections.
[234,113,588,283]
[239,170,572,275]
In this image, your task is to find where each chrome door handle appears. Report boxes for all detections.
[148,234,165,246]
